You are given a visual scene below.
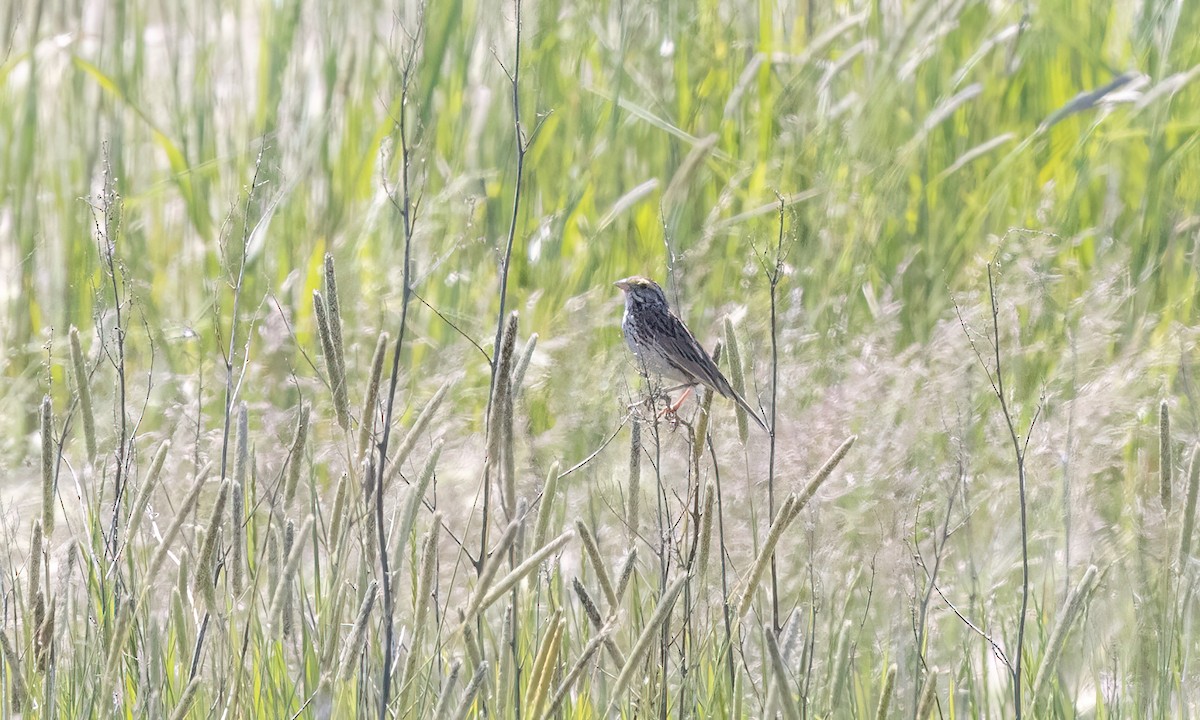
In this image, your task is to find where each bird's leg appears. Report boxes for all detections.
[658,386,695,421]
[628,382,695,427]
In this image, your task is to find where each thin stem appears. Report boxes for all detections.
[707,435,737,699]
[210,145,265,705]
[509,542,522,720]
[376,38,421,717]
[1062,332,1077,598]
[766,196,784,632]
[986,265,1029,719]
[94,153,130,564]
[913,479,958,715]
[930,580,1010,670]
[649,409,670,719]
[482,0,529,576]
[212,145,264,548]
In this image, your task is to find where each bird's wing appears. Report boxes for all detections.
[658,311,769,432]
[657,312,737,398]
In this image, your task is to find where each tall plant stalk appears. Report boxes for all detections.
[374,23,423,716]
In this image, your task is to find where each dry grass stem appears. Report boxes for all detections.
[766,628,801,720]
[1031,564,1100,699]
[193,478,232,609]
[1180,444,1200,569]
[1161,400,1173,510]
[314,288,350,430]
[230,479,245,594]
[171,587,188,640]
[603,573,688,714]
[487,312,520,461]
[269,515,315,629]
[387,380,453,485]
[126,440,170,542]
[167,677,202,720]
[876,663,897,720]
[463,507,524,620]
[796,435,857,511]
[692,382,715,476]
[532,460,561,550]
[478,528,573,612]
[328,471,350,553]
[697,481,715,577]
[432,659,462,720]
[575,519,618,611]
[323,253,347,388]
[28,520,42,607]
[511,333,539,398]
[284,404,311,507]
[103,604,133,682]
[460,610,482,670]
[358,331,390,464]
[40,396,55,537]
[35,596,55,672]
[524,610,564,719]
[541,624,611,720]
[68,326,96,462]
[140,469,209,609]
[339,580,379,681]
[724,317,749,444]
[1,629,28,711]
[614,548,638,603]
[626,420,641,536]
[573,577,625,666]
[393,439,443,572]
[916,670,938,719]
[412,511,441,624]
[399,514,443,698]
[451,661,489,720]
[736,494,799,618]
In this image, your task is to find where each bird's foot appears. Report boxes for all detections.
[660,386,694,415]
[654,386,694,431]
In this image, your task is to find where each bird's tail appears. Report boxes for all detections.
[732,390,769,433]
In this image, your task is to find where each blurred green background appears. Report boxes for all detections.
[4,0,1198,401]
[3,0,1200,713]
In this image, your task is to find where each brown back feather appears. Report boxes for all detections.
[655,311,736,398]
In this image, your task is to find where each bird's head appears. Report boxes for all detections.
[614,276,668,307]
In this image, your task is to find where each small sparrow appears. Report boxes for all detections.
[615,275,768,432]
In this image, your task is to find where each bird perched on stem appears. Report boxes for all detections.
[615,275,768,432]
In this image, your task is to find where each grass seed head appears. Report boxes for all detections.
[68,326,96,462]
[284,404,311,507]
[40,396,55,537]
[1161,399,1173,510]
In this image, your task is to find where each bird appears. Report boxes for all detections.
[614,275,768,432]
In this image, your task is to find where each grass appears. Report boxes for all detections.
[2,0,1200,717]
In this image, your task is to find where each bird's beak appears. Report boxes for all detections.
[614,279,629,291]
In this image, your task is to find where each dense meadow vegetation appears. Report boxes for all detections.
[2,0,1200,716]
